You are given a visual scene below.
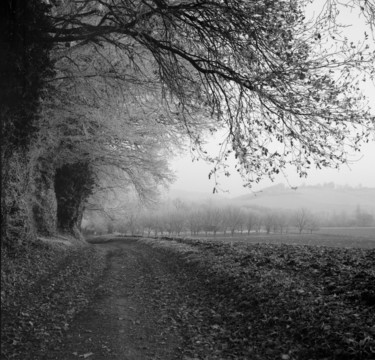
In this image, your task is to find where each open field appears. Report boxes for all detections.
[140,237,375,360]
[317,227,375,238]
[186,231,375,249]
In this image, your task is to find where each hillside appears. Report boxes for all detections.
[166,184,375,214]
[162,189,229,203]
[231,184,375,213]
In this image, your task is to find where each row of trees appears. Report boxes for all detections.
[83,201,322,236]
[321,206,375,228]
[83,198,375,236]
[2,0,375,249]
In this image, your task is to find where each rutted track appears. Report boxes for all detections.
[50,237,188,360]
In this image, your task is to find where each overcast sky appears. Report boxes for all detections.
[168,2,375,197]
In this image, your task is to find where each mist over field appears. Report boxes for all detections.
[81,182,375,248]
[167,183,375,214]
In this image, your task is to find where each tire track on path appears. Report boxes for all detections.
[51,238,187,360]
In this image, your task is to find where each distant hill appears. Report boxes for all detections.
[231,184,375,213]
[161,188,229,203]
[165,184,375,214]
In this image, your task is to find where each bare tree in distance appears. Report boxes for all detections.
[306,215,320,234]
[187,209,204,236]
[294,208,311,234]
[278,212,291,234]
[245,210,258,235]
[201,205,223,236]
[224,206,245,237]
[263,212,275,235]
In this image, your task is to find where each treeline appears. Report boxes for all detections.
[83,200,375,237]
[320,206,375,228]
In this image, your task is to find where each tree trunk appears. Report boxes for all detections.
[31,155,57,236]
[1,150,35,248]
[54,162,95,235]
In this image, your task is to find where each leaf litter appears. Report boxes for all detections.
[1,240,106,360]
[139,237,375,360]
[2,236,374,360]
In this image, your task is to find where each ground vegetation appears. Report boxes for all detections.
[141,237,375,359]
[1,237,106,359]
[2,235,374,359]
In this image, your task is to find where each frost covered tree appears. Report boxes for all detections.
[2,0,375,243]
[46,0,375,184]
[35,0,374,234]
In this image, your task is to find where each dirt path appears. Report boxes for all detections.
[50,237,190,360]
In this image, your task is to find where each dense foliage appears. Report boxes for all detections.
[1,0,55,248]
[0,0,53,149]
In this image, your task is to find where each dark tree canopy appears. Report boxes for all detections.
[1,0,55,247]
[0,0,54,150]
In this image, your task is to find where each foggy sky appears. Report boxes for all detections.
[169,140,375,197]
[169,3,375,197]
